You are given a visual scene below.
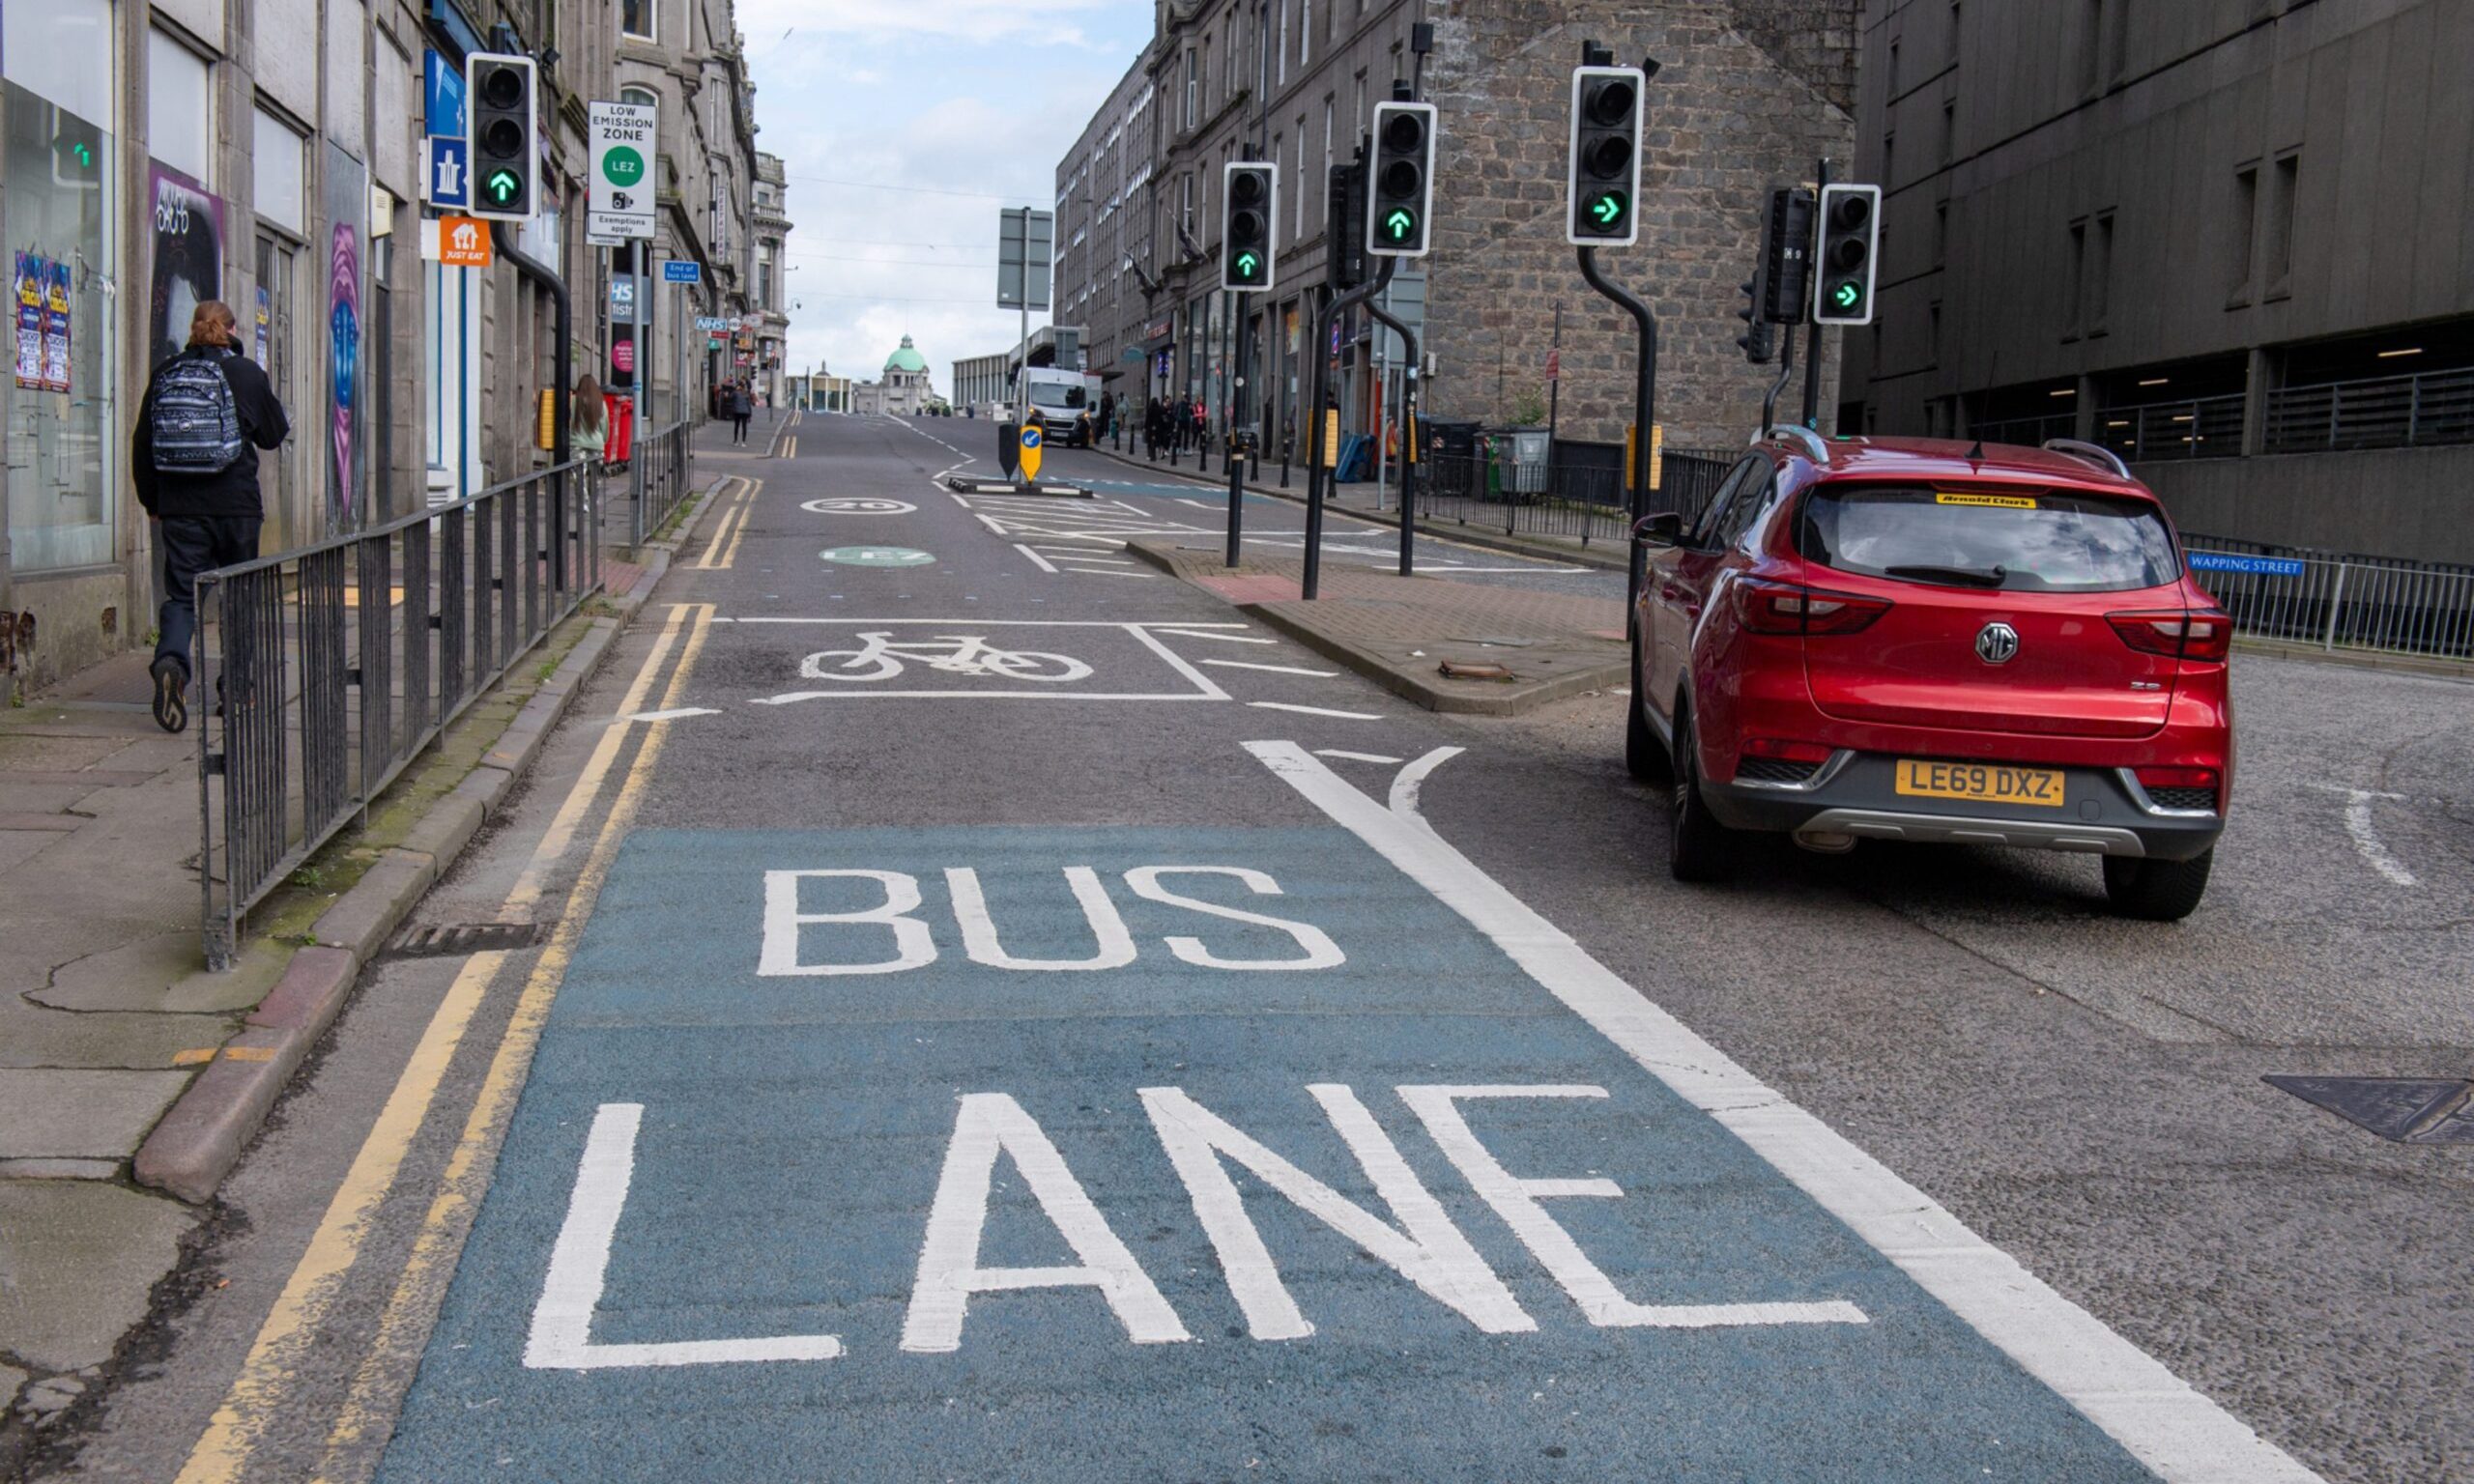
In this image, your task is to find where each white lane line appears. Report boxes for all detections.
[2307,785,2419,887]
[1201,659,1341,677]
[1055,567,1152,579]
[1154,629,1278,644]
[1247,701,1386,720]
[1052,556,1136,566]
[1013,543,1060,574]
[1246,740,2323,1484]
[1178,498,1217,509]
[728,617,1250,627]
[618,706,720,724]
[1123,625,1233,699]
[1314,750,1403,764]
[1387,745,1466,825]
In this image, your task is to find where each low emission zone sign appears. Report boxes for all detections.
[588,99,657,241]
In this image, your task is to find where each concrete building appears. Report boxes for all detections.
[752,151,791,407]
[854,335,934,415]
[953,351,1012,416]
[1050,0,1860,467]
[0,0,773,700]
[1843,0,2474,561]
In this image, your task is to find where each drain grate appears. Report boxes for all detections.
[2263,1076,2474,1144]
[383,921,548,960]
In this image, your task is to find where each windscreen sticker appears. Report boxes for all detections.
[1934,491,2040,510]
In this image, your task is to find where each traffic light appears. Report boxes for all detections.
[1812,182,1882,326]
[1222,161,1277,292]
[1365,101,1437,258]
[1327,148,1368,292]
[1736,272,1776,364]
[465,51,538,221]
[1565,65,1644,246]
[1760,186,1813,324]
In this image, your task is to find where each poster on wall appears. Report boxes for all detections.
[43,260,73,392]
[254,285,271,363]
[14,254,47,390]
[147,163,225,373]
[324,143,366,530]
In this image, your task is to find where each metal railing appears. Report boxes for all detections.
[2263,364,2474,454]
[2184,535,2474,660]
[2100,393,2245,462]
[1410,449,1735,546]
[194,462,603,968]
[630,419,696,545]
[1971,412,2079,449]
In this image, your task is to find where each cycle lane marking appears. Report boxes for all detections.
[738,619,1232,704]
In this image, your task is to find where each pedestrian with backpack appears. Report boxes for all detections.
[131,300,290,733]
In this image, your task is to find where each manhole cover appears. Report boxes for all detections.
[383,922,548,959]
[2263,1075,2474,1143]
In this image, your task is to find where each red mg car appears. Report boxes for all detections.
[1628,432,2233,920]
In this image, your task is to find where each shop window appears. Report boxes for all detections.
[4,0,119,571]
[148,30,213,188]
[254,108,305,234]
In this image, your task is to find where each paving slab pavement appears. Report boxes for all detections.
[0,1182,194,1373]
[1125,536,1630,714]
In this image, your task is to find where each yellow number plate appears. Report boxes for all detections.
[1894,759,2067,808]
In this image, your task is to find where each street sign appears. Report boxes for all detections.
[2189,552,2305,577]
[1019,422,1045,481]
[695,315,729,331]
[610,274,636,318]
[423,136,469,209]
[663,259,702,284]
[437,214,492,269]
[587,99,657,241]
[997,208,1054,311]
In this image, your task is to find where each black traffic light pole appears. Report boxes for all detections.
[1575,245,1657,613]
[1802,157,1829,429]
[1360,278,1422,577]
[1302,256,1394,600]
[1225,299,1251,565]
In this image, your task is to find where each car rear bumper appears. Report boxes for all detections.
[1702,752,2224,860]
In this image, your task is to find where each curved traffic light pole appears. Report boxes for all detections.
[1359,280,1423,578]
[1575,245,1657,614]
[1301,256,1398,600]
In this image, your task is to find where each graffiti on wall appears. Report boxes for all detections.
[147,163,224,372]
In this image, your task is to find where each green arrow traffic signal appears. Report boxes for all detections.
[1830,281,1862,311]
[1235,251,1260,278]
[485,168,522,205]
[1589,191,1626,226]
[1382,208,1416,243]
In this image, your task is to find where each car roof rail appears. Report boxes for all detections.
[2041,438,2133,480]
[1760,425,1831,464]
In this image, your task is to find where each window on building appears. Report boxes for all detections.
[1948,1,1962,65]
[2088,212,2114,335]
[1934,200,1948,265]
[1941,100,1955,165]
[2228,162,2258,303]
[254,107,305,234]
[2078,0,2102,95]
[1184,47,1197,128]
[1278,0,1288,84]
[1929,300,1942,366]
[1295,120,1307,238]
[2265,151,2298,299]
[1302,0,1312,66]
[1886,40,1900,96]
[1202,38,1213,117]
[1883,132,1895,191]
[622,0,653,41]
[1321,98,1334,226]
[148,29,213,187]
[2064,217,2087,339]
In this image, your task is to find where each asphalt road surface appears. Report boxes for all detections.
[55,412,2473,1483]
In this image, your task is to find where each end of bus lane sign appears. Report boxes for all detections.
[588,100,656,241]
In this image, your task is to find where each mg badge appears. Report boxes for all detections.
[1975,621,2021,666]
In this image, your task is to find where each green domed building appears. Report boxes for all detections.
[856,335,935,415]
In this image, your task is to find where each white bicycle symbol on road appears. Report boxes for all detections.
[794,632,1093,684]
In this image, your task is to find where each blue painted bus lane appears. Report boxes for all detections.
[377,824,2161,1482]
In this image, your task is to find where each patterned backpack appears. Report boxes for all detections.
[150,350,246,474]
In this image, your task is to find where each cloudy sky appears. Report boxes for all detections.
[735,0,1155,398]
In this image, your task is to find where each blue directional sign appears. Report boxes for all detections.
[376,819,2178,1482]
[2188,552,2305,578]
[424,136,470,209]
[422,50,466,138]
[1021,425,1043,447]
[662,259,702,284]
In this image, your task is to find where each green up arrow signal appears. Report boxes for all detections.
[1235,251,1260,278]
[1589,191,1626,226]
[1383,208,1417,243]
[1830,281,1863,311]
[484,168,522,205]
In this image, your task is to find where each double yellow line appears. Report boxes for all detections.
[175,603,716,1484]
[692,476,761,570]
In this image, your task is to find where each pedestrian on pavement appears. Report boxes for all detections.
[132,300,290,734]
[729,381,754,444]
[571,372,609,469]
[1099,389,1115,445]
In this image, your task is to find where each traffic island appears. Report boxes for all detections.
[944,474,1093,497]
[1124,538,1630,716]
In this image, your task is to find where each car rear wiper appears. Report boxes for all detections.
[1884,563,2008,588]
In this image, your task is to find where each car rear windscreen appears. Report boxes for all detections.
[1798,484,2179,593]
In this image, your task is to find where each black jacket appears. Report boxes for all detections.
[131,348,290,520]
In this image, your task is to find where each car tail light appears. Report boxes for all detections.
[1736,578,1892,636]
[2108,608,2232,662]
[1743,738,1835,764]
[2135,765,2221,812]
